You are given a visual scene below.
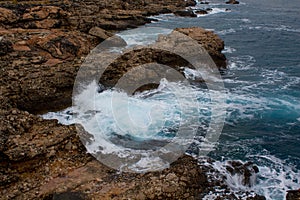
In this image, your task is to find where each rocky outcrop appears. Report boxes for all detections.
[175,27,227,68]
[0,1,265,199]
[0,108,265,199]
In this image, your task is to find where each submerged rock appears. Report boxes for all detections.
[196,9,208,15]
[174,10,197,17]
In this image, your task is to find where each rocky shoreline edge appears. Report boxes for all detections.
[0,0,298,199]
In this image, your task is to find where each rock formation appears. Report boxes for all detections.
[0,0,266,199]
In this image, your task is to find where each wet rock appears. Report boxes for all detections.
[287,189,300,200]
[196,9,208,15]
[225,160,259,187]
[226,0,240,4]
[174,10,197,17]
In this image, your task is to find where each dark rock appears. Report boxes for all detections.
[287,189,300,200]
[45,192,85,200]
[0,38,13,56]
[226,0,240,4]
[225,161,259,187]
[185,0,197,6]
[174,10,197,17]
[196,9,208,15]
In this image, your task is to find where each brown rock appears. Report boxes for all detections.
[175,27,227,68]
[0,7,18,23]
[22,6,69,20]
[88,26,111,40]
[44,58,63,66]
[13,44,31,51]
[36,31,91,60]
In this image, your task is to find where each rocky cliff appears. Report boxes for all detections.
[0,1,267,199]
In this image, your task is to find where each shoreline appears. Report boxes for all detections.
[1,0,298,199]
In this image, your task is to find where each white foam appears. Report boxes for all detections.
[241,18,251,23]
[117,27,172,47]
[222,46,236,54]
[197,7,230,17]
[227,55,256,70]
[199,153,300,200]
[248,25,300,33]
[216,28,236,35]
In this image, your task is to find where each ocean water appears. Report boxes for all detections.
[43,0,300,199]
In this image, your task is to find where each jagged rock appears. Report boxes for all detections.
[174,10,197,17]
